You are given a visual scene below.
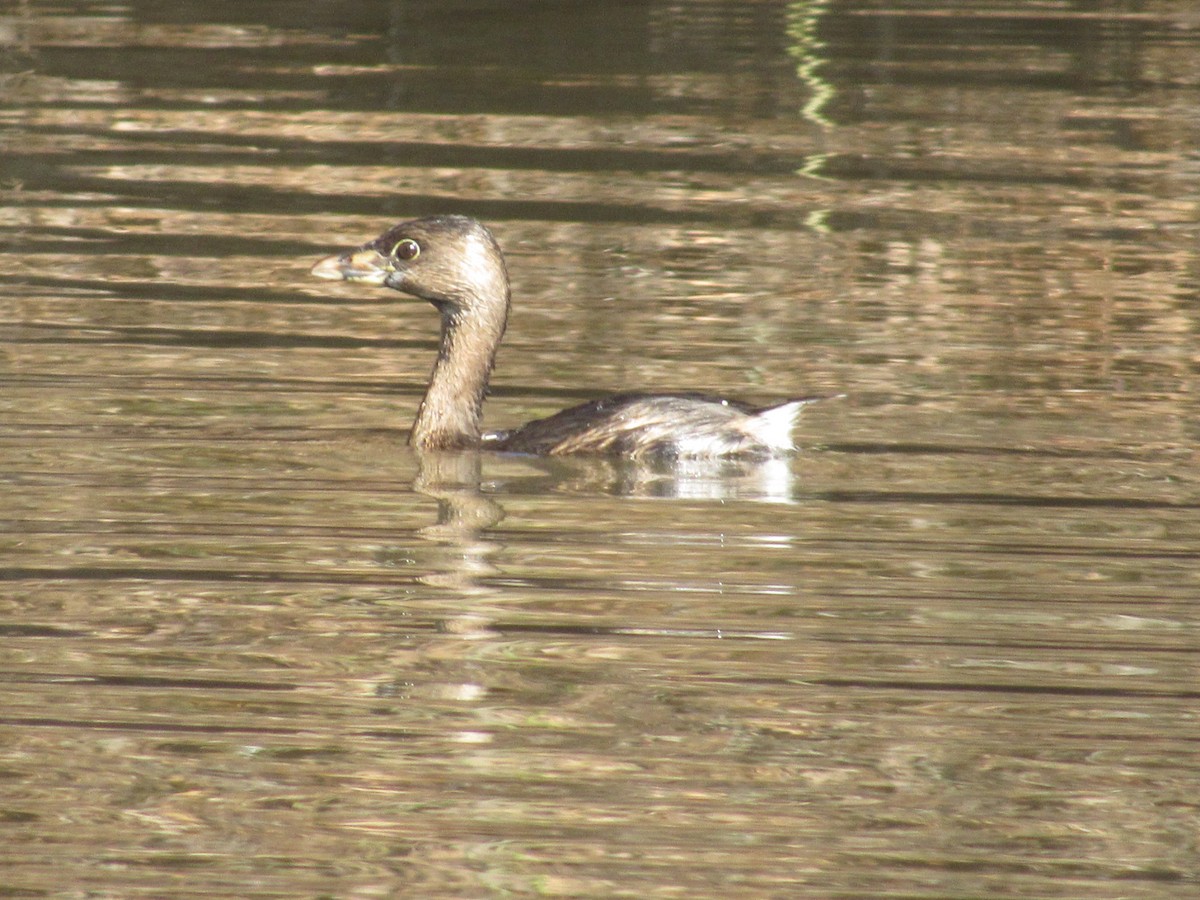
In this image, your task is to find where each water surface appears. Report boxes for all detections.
[2,1,1199,897]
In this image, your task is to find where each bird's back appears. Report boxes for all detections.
[484,392,821,458]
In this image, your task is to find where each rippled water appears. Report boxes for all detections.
[2,1,1199,897]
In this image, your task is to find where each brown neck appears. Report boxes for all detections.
[410,299,508,450]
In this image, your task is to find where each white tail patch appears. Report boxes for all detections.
[745,399,822,452]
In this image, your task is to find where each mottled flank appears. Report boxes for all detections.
[484,393,823,459]
[313,216,828,457]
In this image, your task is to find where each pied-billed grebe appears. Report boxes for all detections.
[312,215,824,457]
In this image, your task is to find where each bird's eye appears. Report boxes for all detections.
[391,238,420,261]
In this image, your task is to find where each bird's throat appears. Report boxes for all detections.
[410,308,504,450]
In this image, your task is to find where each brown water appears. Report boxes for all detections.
[2,1,1199,897]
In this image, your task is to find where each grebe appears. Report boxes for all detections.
[311,215,823,457]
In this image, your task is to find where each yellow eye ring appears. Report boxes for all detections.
[391,238,420,261]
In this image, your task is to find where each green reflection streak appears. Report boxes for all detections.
[786,0,836,187]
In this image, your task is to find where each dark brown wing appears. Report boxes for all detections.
[483,392,801,458]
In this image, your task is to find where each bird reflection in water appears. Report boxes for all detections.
[412,450,503,600]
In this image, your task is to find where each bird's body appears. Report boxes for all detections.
[482,392,815,458]
[311,215,824,458]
